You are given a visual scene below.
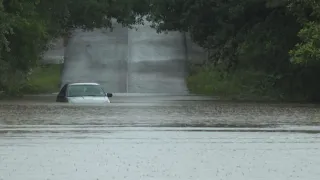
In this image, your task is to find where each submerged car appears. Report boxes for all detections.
[56,83,113,104]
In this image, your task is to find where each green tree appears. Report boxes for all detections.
[1,0,47,94]
[146,0,299,69]
[0,0,148,95]
[145,0,320,101]
[288,0,320,64]
[2,0,320,101]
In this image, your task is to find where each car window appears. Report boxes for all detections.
[67,85,105,97]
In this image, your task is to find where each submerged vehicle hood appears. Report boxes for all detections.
[67,96,110,104]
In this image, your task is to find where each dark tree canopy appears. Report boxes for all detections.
[1,0,320,100]
[0,0,147,94]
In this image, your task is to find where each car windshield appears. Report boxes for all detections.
[67,84,105,97]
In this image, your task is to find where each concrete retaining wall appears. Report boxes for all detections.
[43,20,207,93]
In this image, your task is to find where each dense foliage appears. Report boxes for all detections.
[146,0,320,101]
[0,0,146,95]
[1,0,320,101]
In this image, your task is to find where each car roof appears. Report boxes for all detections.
[68,82,100,86]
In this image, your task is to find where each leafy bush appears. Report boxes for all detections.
[21,64,62,94]
[187,65,282,101]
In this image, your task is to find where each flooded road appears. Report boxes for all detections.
[1,95,320,180]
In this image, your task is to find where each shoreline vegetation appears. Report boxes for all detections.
[1,0,320,102]
[0,64,62,99]
[186,63,308,103]
[21,64,63,94]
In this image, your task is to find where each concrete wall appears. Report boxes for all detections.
[43,20,207,94]
[127,21,188,93]
[62,24,128,93]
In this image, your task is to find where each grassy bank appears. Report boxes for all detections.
[186,65,284,101]
[22,64,63,94]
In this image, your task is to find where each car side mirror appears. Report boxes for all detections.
[106,93,113,97]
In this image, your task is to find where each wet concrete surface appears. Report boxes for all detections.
[62,20,190,94]
[1,96,320,180]
[127,22,188,94]
[62,27,128,93]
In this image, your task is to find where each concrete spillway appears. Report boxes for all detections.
[48,20,205,94]
[128,21,188,93]
[61,24,128,93]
